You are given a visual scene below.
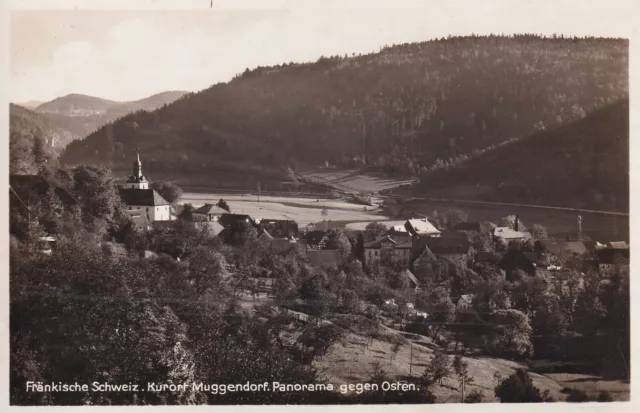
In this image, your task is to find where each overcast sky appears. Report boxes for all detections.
[8,0,635,102]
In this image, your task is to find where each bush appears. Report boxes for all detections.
[464,390,484,403]
[566,389,589,402]
[494,369,550,403]
[597,391,614,402]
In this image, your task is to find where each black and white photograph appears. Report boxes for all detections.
[3,0,635,407]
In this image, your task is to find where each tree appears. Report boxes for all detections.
[217,198,231,212]
[320,208,329,231]
[364,222,387,240]
[500,215,526,232]
[178,203,195,221]
[150,180,183,204]
[325,228,352,260]
[530,224,548,240]
[453,355,474,402]
[422,350,451,386]
[494,369,550,403]
[443,208,468,230]
[488,309,533,359]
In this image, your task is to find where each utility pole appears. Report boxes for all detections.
[257,181,261,203]
[409,341,414,377]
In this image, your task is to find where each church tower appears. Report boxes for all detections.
[126,148,149,189]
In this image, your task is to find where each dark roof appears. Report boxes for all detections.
[301,230,328,246]
[453,222,481,231]
[10,174,77,206]
[541,240,589,256]
[597,248,629,265]
[412,235,470,255]
[497,249,536,275]
[193,203,227,215]
[218,213,255,228]
[119,188,170,206]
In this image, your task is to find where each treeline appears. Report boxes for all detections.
[60,35,627,176]
[416,99,629,211]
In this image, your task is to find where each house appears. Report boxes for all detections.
[364,235,413,266]
[301,230,329,250]
[120,188,172,222]
[456,294,474,310]
[493,227,532,242]
[306,249,340,268]
[541,240,593,257]
[218,213,257,229]
[387,224,410,237]
[411,233,471,269]
[496,249,536,280]
[192,203,228,222]
[596,242,629,277]
[270,237,306,254]
[119,150,173,222]
[255,217,299,238]
[194,220,225,238]
[404,218,441,237]
[39,235,56,255]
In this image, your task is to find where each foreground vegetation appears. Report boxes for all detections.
[10,164,629,404]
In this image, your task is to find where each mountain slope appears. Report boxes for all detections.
[415,99,629,211]
[9,104,74,174]
[12,91,190,146]
[60,35,627,179]
[36,94,120,114]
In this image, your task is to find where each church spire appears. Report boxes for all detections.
[133,148,142,178]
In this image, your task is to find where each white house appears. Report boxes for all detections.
[404,218,441,237]
[192,203,227,222]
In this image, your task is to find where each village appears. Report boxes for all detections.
[10,151,630,319]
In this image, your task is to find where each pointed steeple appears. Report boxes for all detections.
[133,148,142,179]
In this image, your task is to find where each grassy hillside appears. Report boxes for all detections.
[414,99,629,211]
[60,35,627,179]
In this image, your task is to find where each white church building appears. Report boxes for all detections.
[119,150,173,223]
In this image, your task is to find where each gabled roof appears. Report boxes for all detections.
[608,241,629,250]
[413,236,471,255]
[401,269,420,287]
[218,213,256,228]
[193,203,228,215]
[119,188,170,206]
[542,240,589,256]
[301,230,328,246]
[493,227,531,240]
[364,235,396,249]
[405,218,441,236]
[497,249,536,275]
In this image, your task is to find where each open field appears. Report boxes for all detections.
[299,169,416,193]
[181,192,389,226]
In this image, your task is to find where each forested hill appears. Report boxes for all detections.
[10,104,75,174]
[60,35,628,178]
[415,99,629,212]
